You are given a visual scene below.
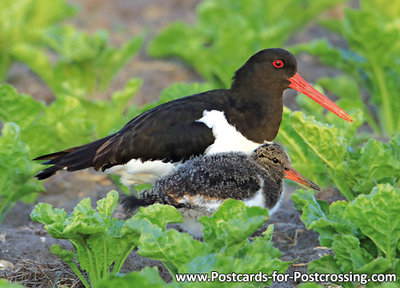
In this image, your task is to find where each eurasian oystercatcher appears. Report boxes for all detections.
[34,48,351,185]
[121,143,320,237]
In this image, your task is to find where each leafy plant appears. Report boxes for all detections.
[30,191,142,288]
[293,0,400,135]
[149,0,346,88]
[284,110,399,201]
[0,123,43,222]
[13,27,143,98]
[0,0,77,80]
[0,80,141,157]
[125,199,291,287]
[32,191,290,287]
[0,0,142,97]
[293,184,400,287]
[97,267,169,288]
[275,79,400,200]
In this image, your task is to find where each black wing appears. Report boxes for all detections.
[35,89,231,179]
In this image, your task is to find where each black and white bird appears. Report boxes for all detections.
[122,143,320,237]
[34,48,351,185]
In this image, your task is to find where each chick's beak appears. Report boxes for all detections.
[284,167,320,191]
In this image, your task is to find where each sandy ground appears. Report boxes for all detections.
[1,0,346,287]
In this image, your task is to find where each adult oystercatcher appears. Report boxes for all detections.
[34,48,351,185]
[122,143,320,237]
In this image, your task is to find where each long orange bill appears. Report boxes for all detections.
[288,73,353,122]
[284,167,320,191]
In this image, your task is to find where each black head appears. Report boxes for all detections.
[231,48,297,94]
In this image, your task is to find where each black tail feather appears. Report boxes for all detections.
[34,135,114,180]
[35,166,62,180]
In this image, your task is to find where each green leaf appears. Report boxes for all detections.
[0,85,45,129]
[149,0,346,88]
[97,267,170,288]
[292,189,355,247]
[290,111,347,169]
[294,1,400,135]
[345,184,400,261]
[277,107,334,188]
[31,191,138,286]
[0,123,43,222]
[200,199,269,254]
[0,0,77,81]
[332,234,374,272]
[308,254,342,275]
[30,203,66,226]
[128,82,213,118]
[0,279,26,288]
[131,203,183,230]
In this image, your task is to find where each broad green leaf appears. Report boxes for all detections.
[332,234,374,272]
[30,203,66,226]
[31,191,139,286]
[0,85,45,129]
[149,0,345,88]
[345,184,400,261]
[200,199,269,254]
[294,1,400,135]
[292,189,355,247]
[277,107,331,188]
[290,111,347,169]
[97,190,119,219]
[0,123,43,222]
[0,0,77,81]
[0,279,26,288]
[137,229,205,274]
[127,82,214,118]
[97,267,169,288]
[308,254,342,275]
[131,204,183,230]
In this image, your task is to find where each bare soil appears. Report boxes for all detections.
[1,0,346,287]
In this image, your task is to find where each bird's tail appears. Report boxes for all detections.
[34,135,113,180]
[120,189,160,212]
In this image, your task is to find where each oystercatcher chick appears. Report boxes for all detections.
[122,143,320,237]
[34,48,351,185]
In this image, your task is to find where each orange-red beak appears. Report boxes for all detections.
[284,167,320,191]
[288,73,352,122]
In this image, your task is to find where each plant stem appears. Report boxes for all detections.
[0,189,16,223]
[83,242,98,285]
[102,235,109,278]
[68,261,91,288]
[113,245,136,274]
[371,61,394,134]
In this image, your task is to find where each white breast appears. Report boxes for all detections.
[197,110,262,155]
[104,159,178,186]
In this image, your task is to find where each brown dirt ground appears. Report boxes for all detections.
[1,0,347,287]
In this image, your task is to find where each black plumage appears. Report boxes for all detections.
[34,48,350,184]
[34,49,298,181]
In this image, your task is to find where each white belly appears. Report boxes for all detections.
[104,159,178,186]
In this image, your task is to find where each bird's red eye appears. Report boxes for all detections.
[273,60,284,68]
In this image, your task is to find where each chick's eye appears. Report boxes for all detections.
[272,158,279,164]
[273,60,284,68]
